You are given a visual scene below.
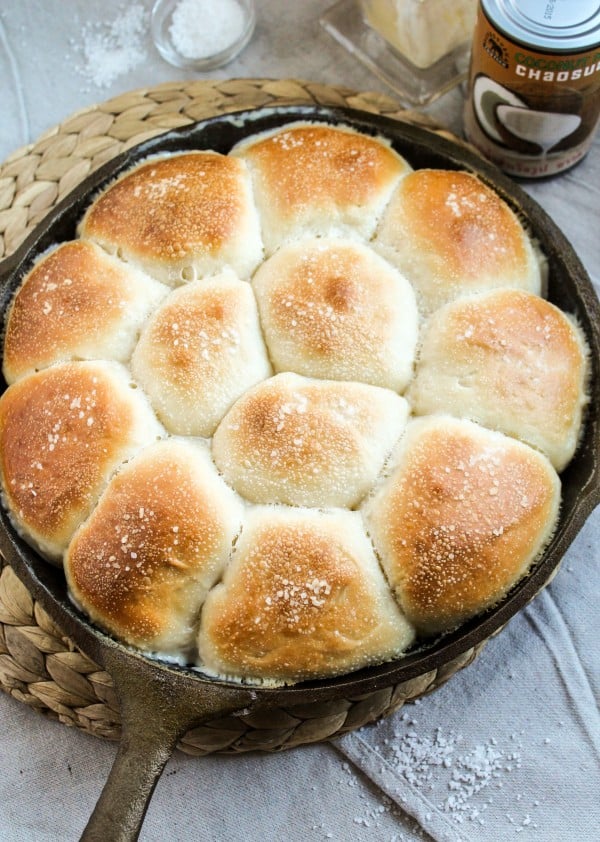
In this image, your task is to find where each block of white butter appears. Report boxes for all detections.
[360,0,477,68]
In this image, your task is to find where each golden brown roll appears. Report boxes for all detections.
[3,240,168,385]
[131,269,272,437]
[363,416,561,636]
[251,238,418,391]
[198,505,415,684]
[233,122,410,254]
[375,169,544,315]
[212,372,409,508]
[0,361,164,562]
[409,289,589,472]
[78,151,263,285]
[65,438,244,656]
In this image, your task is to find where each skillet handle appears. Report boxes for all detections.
[80,651,256,842]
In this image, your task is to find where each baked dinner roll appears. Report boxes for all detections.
[233,122,410,254]
[3,240,168,385]
[363,416,561,635]
[212,372,409,508]
[131,269,272,437]
[79,151,263,285]
[409,289,589,472]
[65,439,243,655]
[375,169,544,315]
[0,361,164,563]
[252,238,418,391]
[198,505,415,684]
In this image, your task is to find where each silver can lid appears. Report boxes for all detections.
[482,0,600,52]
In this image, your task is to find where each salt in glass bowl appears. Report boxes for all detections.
[151,0,256,71]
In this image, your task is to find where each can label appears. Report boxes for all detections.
[464,4,600,177]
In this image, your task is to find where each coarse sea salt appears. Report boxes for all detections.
[169,0,247,60]
[364,714,536,829]
[75,5,149,89]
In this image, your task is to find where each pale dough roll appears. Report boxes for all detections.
[198,505,415,685]
[78,151,263,285]
[0,361,164,563]
[252,238,418,392]
[375,169,544,315]
[65,438,243,655]
[233,122,411,254]
[212,372,409,508]
[131,269,272,437]
[409,289,589,472]
[3,240,169,385]
[363,416,561,636]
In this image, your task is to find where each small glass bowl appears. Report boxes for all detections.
[151,0,256,71]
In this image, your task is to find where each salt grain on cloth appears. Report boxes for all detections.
[169,0,248,59]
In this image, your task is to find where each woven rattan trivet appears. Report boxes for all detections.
[0,78,483,754]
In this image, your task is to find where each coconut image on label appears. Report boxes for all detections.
[472,75,526,143]
[495,104,582,157]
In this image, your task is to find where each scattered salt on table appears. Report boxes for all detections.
[77,5,148,89]
[169,0,247,60]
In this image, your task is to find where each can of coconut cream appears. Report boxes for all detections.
[464,0,600,177]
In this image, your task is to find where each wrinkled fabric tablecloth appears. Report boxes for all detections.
[0,2,598,840]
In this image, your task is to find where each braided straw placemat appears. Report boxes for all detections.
[0,78,483,754]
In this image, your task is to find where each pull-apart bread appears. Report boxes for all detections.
[375,169,545,315]
[3,240,168,384]
[65,438,243,657]
[409,289,589,472]
[0,361,163,562]
[78,151,263,285]
[232,123,410,253]
[252,237,418,391]
[0,121,588,686]
[199,506,415,683]
[363,416,561,636]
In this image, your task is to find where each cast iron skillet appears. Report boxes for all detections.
[0,106,598,841]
